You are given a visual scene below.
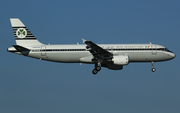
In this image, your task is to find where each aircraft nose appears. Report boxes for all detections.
[172,53,176,59]
[169,52,176,59]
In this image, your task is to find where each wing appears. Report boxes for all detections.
[82,38,113,60]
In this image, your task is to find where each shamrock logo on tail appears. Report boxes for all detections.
[16,28,27,38]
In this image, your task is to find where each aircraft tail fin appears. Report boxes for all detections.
[10,18,43,46]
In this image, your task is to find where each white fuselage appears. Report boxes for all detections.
[9,43,175,64]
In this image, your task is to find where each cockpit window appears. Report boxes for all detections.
[165,48,173,53]
[160,48,165,51]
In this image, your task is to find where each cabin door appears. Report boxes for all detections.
[41,46,46,56]
[151,45,157,55]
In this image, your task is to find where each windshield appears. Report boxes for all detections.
[165,48,173,53]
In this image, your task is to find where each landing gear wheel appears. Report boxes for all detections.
[96,66,101,71]
[92,69,98,75]
[151,61,156,72]
[151,68,156,72]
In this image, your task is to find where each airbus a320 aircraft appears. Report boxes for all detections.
[7,18,175,74]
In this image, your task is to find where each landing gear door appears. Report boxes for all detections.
[151,45,157,55]
[41,46,46,56]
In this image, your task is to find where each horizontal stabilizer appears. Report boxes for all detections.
[13,45,30,52]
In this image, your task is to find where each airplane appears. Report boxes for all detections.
[7,18,176,74]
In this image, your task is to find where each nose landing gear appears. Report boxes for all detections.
[151,68,156,72]
[151,61,156,72]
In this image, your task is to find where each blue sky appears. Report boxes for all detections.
[1,0,180,113]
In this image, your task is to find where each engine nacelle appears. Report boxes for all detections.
[112,55,129,65]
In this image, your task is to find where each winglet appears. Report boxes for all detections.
[81,38,86,43]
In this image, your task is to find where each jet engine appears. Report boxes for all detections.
[112,55,129,65]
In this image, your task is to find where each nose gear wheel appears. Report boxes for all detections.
[151,61,156,72]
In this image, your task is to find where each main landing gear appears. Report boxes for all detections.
[151,61,156,72]
[92,64,101,75]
